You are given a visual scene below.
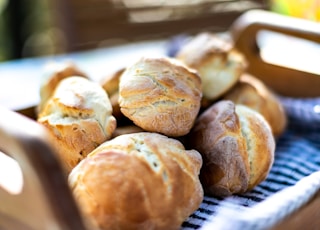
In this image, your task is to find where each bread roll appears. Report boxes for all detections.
[38,61,88,115]
[223,73,287,137]
[176,32,247,101]
[188,100,275,197]
[100,67,130,124]
[38,77,117,173]
[118,57,202,137]
[100,67,124,96]
[69,132,203,230]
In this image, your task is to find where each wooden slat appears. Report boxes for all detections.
[48,0,266,51]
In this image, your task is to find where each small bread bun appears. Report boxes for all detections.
[100,67,130,124]
[188,100,275,197]
[176,32,247,101]
[118,57,202,137]
[100,67,125,96]
[38,61,88,115]
[69,132,203,230]
[223,73,287,137]
[38,77,117,173]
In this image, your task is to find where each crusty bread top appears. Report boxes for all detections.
[38,61,88,115]
[39,77,115,130]
[118,57,202,137]
[38,77,117,172]
[176,33,247,100]
[176,33,233,68]
[69,132,203,230]
[119,57,201,107]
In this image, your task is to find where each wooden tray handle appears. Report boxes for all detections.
[230,9,320,97]
[0,106,87,230]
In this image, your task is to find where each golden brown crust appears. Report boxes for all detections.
[223,73,287,137]
[69,132,203,230]
[118,57,202,137]
[100,68,126,121]
[188,100,275,196]
[38,77,117,173]
[235,105,275,190]
[189,100,249,196]
[38,61,88,115]
[100,67,125,96]
[111,124,145,138]
[176,32,247,101]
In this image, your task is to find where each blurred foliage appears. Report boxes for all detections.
[271,0,320,21]
[0,0,11,61]
[0,0,58,61]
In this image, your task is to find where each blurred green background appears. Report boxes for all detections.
[0,0,59,61]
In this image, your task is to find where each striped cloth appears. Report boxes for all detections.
[181,96,320,229]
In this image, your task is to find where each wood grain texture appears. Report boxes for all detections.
[0,106,87,230]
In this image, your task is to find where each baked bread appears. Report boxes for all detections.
[118,57,202,137]
[100,67,125,96]
[176,32,247,101]
[223,73,287,137]
[37,61,88,115]
[38,77,117,173]
[187,100,275,197]
[100,67,129,124]
[111,124,145,138]
[69,132,203,230]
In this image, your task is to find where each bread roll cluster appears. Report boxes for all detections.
[36,59,204,230]
[36,31,287,229]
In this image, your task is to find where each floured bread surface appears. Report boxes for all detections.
[223,74,287,137]
[38,61,88,115]
[38,77,117,173]
[176,32,246,101]
[69,132,203,230]
[188,100,275,196]
[118,57,202,137]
